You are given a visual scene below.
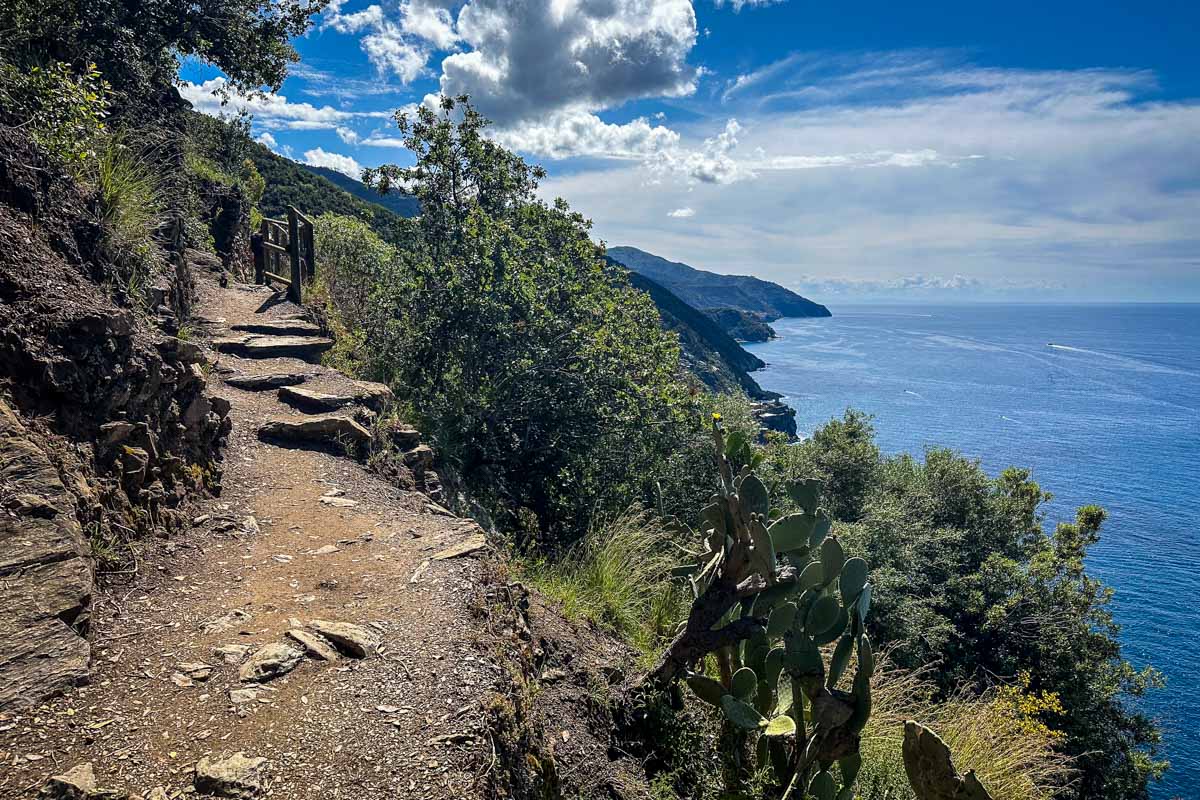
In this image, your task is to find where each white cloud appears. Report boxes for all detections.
[304,148,363,179]
[336,126,361,145]
[667,207,695,218]
[540,55,1200,301]
[434,0,698,125]
[255,132,278,148]
[322,0,458,83]
[179,77,389,131]
[493,111,680,160]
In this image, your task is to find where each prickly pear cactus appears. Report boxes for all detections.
[902,721,995,800]
[667,416,875,799]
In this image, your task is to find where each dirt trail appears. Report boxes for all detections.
[0,280,498,799]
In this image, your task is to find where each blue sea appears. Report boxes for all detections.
[745,304,1200,799]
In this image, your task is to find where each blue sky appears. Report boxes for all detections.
[181,0,1200,302]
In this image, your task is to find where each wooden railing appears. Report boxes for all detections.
[253,206,315,304]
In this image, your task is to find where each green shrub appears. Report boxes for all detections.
[312,213,399,332]
[317,98,699,544]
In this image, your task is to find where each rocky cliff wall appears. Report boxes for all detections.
[0,128,230,710]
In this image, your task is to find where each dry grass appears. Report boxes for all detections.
[854,657,1076,800]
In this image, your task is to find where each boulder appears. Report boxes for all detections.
[257,415,370,450]
[194,752,267,798]
[0,401,92,712]
[224,373,308,391]
[237,643,303,683]
[307,620,379,658]
[351,380,394,411]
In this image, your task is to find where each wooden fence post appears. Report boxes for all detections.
[254,219,267,284]
[287,207,302,304]
[303,219,316,280]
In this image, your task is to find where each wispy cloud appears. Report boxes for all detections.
[541,52,1200,301]
[667,207,696,218]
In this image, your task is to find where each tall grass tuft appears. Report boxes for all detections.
[856,658,1076,800]
[87,135,165,295]
[522,507,685,659]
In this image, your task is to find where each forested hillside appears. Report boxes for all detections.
[299,162,420,218]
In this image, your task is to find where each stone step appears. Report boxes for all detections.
[225,372,309,391]
[214,335,334,362]
[257,415,371,451]
[278,381,394,413]
[231,320,323,337]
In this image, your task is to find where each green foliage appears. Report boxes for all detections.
[660,417,873,799]
[0,60,110,163]
[312,213,398,333]
[316,97,696,543]
[1,0,326,100]
[755,411,1164,799]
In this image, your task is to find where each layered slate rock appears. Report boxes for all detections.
[213,335,334,362]
[224,372,308,391]
[0,400,92,711]
[238,642,303,683]
[307,620,379,658]
[277,381,393,413]
[257,415,371,450]
[230,319,322,337]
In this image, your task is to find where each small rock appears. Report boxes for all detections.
[237,643,303,683]
[540,668,568,684]
[308,544,339,556]
[147,789,170,800]
[241,516,260,536]
[170,672,194,688]
[194,752,267,798]
[307,620,379,658]
[285,630,341,662]
[229,688,259,705]
[214,644,251,664]
[318,495,358,508]
[180,662,214,681]
[38,763,96,799]
[202,609,252,634]
[432,532,487,560]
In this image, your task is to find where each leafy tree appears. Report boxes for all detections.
[0,0,326,100]
[315,97,700,543]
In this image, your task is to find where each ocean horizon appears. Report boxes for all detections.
[747,302,1200,799]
